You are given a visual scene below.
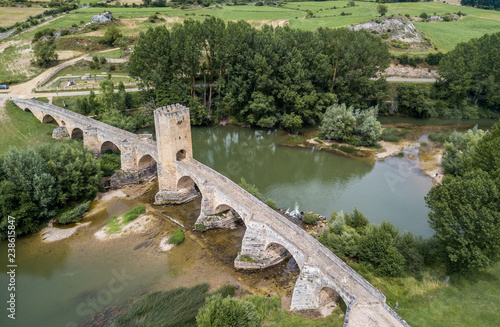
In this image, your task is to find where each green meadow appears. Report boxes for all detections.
[4,2,499,52]
[0,101,56,155]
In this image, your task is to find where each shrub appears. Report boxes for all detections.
[265,199,278,210]
[196,294,260,327]
[420,12,429,19]
[320,104,381,146]
[239,178,262,200]
[123,205,146,223]
[168,229,185,245]
[344,208,368,229]
[195,223,206,232]
[58,201,91,224]
[302,212,319,225]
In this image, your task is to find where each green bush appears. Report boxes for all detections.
[58,201,91,224]
[168,229,185,245]
[320,104,382,146]
[196,294,260,327]
[264,199,278,210]
[123,205,146,223]
[319,210,423,278]
[239,178,262,200]
[344,208,368,229]
[195,223,206,232]
[99,152,121,177]
[302,212,319,225]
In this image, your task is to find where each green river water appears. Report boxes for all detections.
[3,121,492,327]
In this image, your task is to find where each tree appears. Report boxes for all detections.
[320,104,381,146]
[34,40,58,67]
[100,26,123,46]
[441,126,485,176]
[466,122,500,175]
[377,4,388,16]
[436,32,500,111]
[196,294,260,327]
[396,83,431,118]
[0,141,101,239]
[280,113,303,133]
[425,170,500,274]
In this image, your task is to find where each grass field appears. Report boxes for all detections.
[4,2,499,52]
[0,7,46,27]
[356,263,500,327]
[0,101,56,155]
[0,43,42,85]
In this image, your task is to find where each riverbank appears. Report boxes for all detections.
[281,122,483,186]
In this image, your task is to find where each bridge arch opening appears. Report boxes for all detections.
[262,242,293,268]
[100,141,120,154]
[318,287,347,319]
[138,154,157,178]
[211,204,245,228]
[42,114,57,124]
[176,149,187,161]
[71,128,83,139]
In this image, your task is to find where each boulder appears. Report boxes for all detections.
[91,11,113,24]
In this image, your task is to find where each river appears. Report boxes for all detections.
[0,122,481,327]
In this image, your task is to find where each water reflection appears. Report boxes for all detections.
[192,125,433,237]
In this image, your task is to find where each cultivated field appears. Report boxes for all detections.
[0,7,46,27]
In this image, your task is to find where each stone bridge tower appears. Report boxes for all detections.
[154,104,198,204]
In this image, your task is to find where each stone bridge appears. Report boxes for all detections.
[15,99,410,327]
[14,99,159,186]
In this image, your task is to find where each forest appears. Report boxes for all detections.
[128,17,391,130]
[460,0,500,10]
[129,18,500,129]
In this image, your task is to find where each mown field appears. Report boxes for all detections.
[3,1,499,52]
[0,7,46,27]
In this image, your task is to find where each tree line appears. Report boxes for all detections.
[460,0,500,10]
[426,122,500,274]
[128,17,391,130]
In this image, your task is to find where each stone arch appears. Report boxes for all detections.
[138,154,157,178]
[42,114,57,124]
[176,149,187,161]
[100,141,120,154]
[70,128,83,139]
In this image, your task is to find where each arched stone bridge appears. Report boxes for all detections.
[15,99,410,327]
[14,99,159,185]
